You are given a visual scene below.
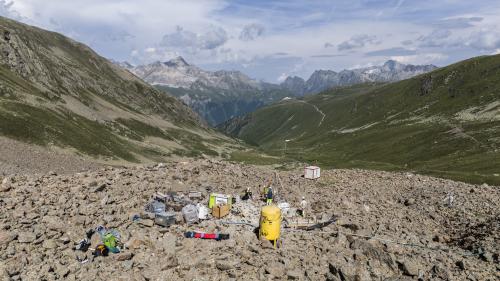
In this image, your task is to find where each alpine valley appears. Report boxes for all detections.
[220,55,500,185]
[118,58,436,125]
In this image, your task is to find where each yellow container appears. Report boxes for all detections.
[259,205,281,242]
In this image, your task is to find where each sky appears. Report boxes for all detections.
[2,0,500,82]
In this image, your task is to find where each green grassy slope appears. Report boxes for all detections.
[221,56,500,184]
[0,16,235,162]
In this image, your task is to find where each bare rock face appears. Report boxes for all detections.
[0,159,498,280]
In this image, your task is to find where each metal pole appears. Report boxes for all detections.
[283,139,290,157]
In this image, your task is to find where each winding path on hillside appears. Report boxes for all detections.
[296,100,326,127]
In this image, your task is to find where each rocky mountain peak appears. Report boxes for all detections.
[311,69,338,76]
[383,59,400,70]
[282,76,306,86]
[116,61,134,69]
[280,61,437,95]
[281,76,306,96]
[164,56,189,67]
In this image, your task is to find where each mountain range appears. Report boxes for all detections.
[220,55,500,185]
[0,16,235,162]
[118,58,436,125]
[281,60,437,95]
[116,57,289,126]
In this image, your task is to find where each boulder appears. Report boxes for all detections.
[265,261,286,277]
[42,239,57,249]
[216,261,234,271]
[138,219,154,227]
[455,260,465,270]
[0,231,15,246]
[398,259,419,276]
[404,198,415,206]
[93,183,106,192]
[287,269,303,280]
[17,232,36,243]
[42,216,64,231]
[115,252,134,261]
[0,177,12,192]
[125,238,144,249]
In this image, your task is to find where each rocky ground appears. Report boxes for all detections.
[0,137,101,176]
[0,159,499,280]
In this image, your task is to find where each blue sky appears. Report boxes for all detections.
[2,0,500,82]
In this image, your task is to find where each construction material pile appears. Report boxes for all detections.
[0,159,498,280]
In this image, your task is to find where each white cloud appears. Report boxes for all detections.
[418,29,453,47]
[2,0,500,81]
[131,47,180,63]
[465,29,500,50]
[277,73,289,83]
[0,0,21,20]
[338,34,380,51]
[324,42,334,48]
[390,53,448,64]
[239,24,265,41]
[160,25,228,51]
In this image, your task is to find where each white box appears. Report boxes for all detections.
[304,166,321,179]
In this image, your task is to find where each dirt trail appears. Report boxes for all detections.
[297,100,326,127]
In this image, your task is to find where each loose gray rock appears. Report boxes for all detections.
[455,260,465,270]
[42,239,57,249]
[398,259,419,276]
[216,261,235,271]
[115,252,134,261]
[93,183,106,192]
[0,159,498,280]
[404,198,415,206]
[0,231,15,246]
[265,261,286,277]
[287,269,303,280]
[138,219,154,227]
[480,251,493,263]
[17,232,36,243]
[121,260,134,270]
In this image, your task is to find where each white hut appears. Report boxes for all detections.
[304,166,321,179]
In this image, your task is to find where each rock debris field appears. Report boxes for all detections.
[0,159,499,280]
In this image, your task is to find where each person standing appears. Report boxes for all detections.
[266,187,273,205]
[299,196,307,217]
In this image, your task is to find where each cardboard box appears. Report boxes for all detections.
[212,204,230,218]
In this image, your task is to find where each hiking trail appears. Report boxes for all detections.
[297,100,326,127]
